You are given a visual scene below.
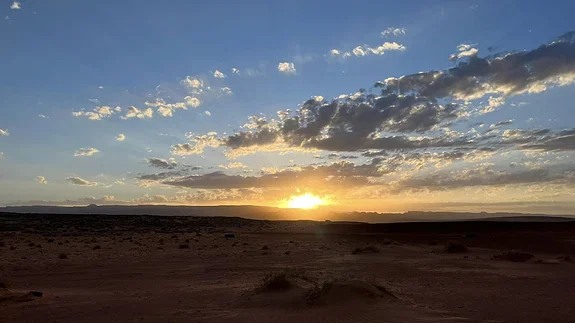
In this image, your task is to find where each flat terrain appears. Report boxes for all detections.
[1,213,574,322]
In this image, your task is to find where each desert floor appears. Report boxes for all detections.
[1,214,574,322]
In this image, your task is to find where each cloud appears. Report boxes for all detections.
[330,42,406,58]
[278,62,296,75]
[10,1,20,10]
[35,176,47,185]
[171,132,221,156]
[175,32,575,159]
[449,43,479,61]
[145,98,197,117]
[74,147,100,157]
[181,76,204,93]
[73,106,121,121]
[220,87,233,96]
[122,106,154,119]
[219,162,247,169]
[381,27,406,37]
[521,129,575,151]
[116,133,126,142]
[213,70,226,78]
[147,157,178,169]
[393,164,574,193]
[66,177,98,186]
[0,129,9,136]
[184,96,201,108]
[381,31,575,102]
[231,68,240,75]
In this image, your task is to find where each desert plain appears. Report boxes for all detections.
[1,212,574,323]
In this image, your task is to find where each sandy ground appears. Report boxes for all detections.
[1,215,574,323]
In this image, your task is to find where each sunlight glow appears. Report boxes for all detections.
[285,193,328,209]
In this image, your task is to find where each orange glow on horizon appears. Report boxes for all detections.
[283,193,329,209]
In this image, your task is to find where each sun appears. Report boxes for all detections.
[285,193,328,209]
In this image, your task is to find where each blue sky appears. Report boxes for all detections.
[1,0,574,213]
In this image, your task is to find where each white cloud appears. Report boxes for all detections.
[0,152,4,159]
[278,62,296,75]
[36,176,47,185]
[184,96,201,108]
[449,44,479,61]
[73,106,121,121]
[330,42,406,58]
[381,27,406,37]
[66,177,98,186]
[204,111,212,117]
[171,132,221,156]
[0,129,9,136]
[116,133,126,142]
[145,98,191,117]
[74,147,100,157]
[329,49,341,57]
[219,162,247,169]
[38,114,48,118]
[220,87,233,96]
[231,68,240,75]
[181,76,204,90]
[213,70,226,78]
[10,1,20,10]
[122,106,153,119]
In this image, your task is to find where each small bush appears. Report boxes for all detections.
[58,253,68,259]
[352,245,380,255]
[445,241,468,253]
[93,245,101,250]
[258,272,293,292]
[178,244,190,249]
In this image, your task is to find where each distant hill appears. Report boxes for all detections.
[1,205,573,223]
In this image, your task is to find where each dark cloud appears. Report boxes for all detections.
[147,158,177,169]
[521,129,575,151]
[177,31,575,155]
[393,165,575,193]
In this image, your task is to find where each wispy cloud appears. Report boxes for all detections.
[329,42,406,59]
[115,133,126,142]
[0,129,9,136]
[66,176,99,186]
[73,106,121,121]
[381,27,406,37]
[10,1,20,10]
[74,147,100,157]
[122,106,154,119]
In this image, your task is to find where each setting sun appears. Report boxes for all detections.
[285,193,328,209]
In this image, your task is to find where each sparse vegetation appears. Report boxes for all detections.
[352,245,380,255]
[256,270,310,293]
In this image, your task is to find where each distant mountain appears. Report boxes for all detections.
[1,205,573,223]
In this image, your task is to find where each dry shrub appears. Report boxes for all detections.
[352,245,380,255]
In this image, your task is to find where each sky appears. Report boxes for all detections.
[1,0,575,214]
